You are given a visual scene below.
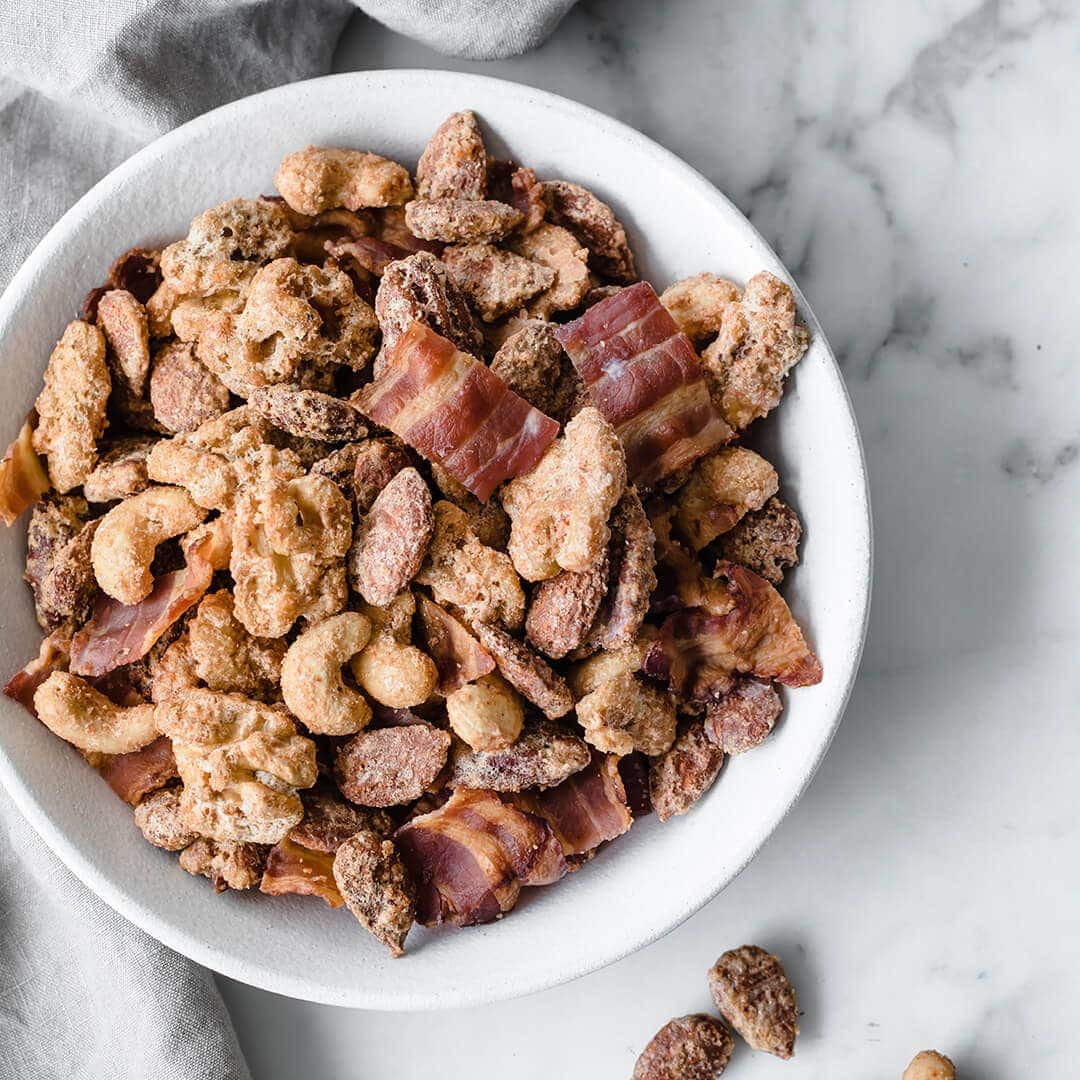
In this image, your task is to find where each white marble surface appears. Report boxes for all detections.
[217,2,1080,1076]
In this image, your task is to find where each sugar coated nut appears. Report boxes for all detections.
[415,110,488,201]
[275,146,414,216]
[445,673,524,751]
[280,613,374,736]
[648,720,725,821]
[33,671,158,755]
[350,632,438,709]
[134,787,200,851]
[179,838,268,892]
[334,724,451,808]
[97,289,151,397]
[333,830,416,957]
[632,1014,734,1080]
[708,945,799,1059]
[903,1051,956,1080]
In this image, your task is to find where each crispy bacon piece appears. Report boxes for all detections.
[4,629,70,716]
[653,562,822,696]
[68,531,217,677]
[0,417,51,526]
[556,282,731,487]
[358,322,559,502]
[395,788,566,927]
[98,736,178,805]
[260,835,344,908]
[517,755,632,856]
[414,594,495,693]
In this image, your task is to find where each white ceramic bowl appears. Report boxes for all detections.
[0,70,871,1009]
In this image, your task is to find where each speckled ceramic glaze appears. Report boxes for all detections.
[0,71,871,1009]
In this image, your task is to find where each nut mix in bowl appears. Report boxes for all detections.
[0,110,821,958]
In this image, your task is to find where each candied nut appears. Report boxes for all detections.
[290,789,392,851]
[903,1051,956,1080]
[83,438,154,503]
[179,837,267,892]
[160,198,294,296]
[416,501,525,630]
[309,441,364,496]
[351,437,410,512]
[510,223,592,317]
[489,320,581,421]
[674,448,778,551]
[280,612,373,735]
[247,385,367,442]
[700,272,810,431]
[134,786,200,851]
[717,497,801,585]
[97,289,151,397]
[575,672,676,757]
[156,689,318,844]
[405,198,523,245]
[445,673,524,751]
[151,634,201,703]
[32,320,111,493]
[540,179,636,284]
[333,831,416,957]
[660,273,741,345]
[374,251,484,362]
[414,594,495,693]
[708,945,799,1059]
[649,720,725,821]
[632,1014,734,1080]
[82,247,162,321]
[275,147,413,216]
[348,467,433,606]
[567,628,657,698]
[704,678,782,755]
[90,486,207,604]
[502,408,627,581]
[442,243,554,322]
[416,110,488,201]
[472,622,574,720]
[525,555,608,660]
[258,468,353,557]
[335,724,451,807]
[428,462,511,550]
[145,281,182,338]
[351,630,438,710]
[34,671,157,755]
[24,495,99,631]
[148,341,232,434]
[170,288,247,345]
[508,166,546,233]
[188,590,286,699]
[448,718,590,792]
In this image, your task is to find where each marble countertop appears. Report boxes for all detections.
[218,2,1080,1076]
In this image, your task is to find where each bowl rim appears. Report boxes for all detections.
[0,68,872,1009]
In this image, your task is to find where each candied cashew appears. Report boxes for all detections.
[502,408,627,581]
[649,720,725,821]
[149,341,232,434]
[717,497,801,585]
[708,945,799,1059]
[405,198,523,245]
[472,622,574,720]
[575,672,676,757]
[903,1051,956,1080]
[416,111,488,201]
[510,222,592,317]
[442,243,554,322]
[33,320,111,493]
[134,787,200,851]
[276,147,414,216]
[280,612,373,736]
[247,386,367,442]
[333,831,416,957]
[179,838,268,892]
[259,469,353,557]
[334,724,450,807]
[448,719,590,792]
[34,671,157,755]
[188,590,286,699]
[83,438,154,503]
[540,179,636,284]
[660,273,741,345]
[445,673,524,751]
[632,1014,734,1080]
[90,486,207,604]
[97,289,151,397]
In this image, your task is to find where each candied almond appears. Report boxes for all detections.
[903,1051,957,1080]
[704,678,782,755]
[134,786,199,851]
[275,147,414,216]
[717,497,801,585]
[24,495,99,631]
[416,111,488,201]
[179,838,268,892]
[649,720,725,821]
[248,385,367,443]
[448,718,590,792]
[708,945,799,1059]
[333,831,416,957]
[351,437,410,512]
[510,223,591,317]
[632,1014,734,1080]
[472,622,574,721]
[525,555,608,660]
[540,179,636,284]
[405,198,523,245]
[148,341,232,434]
[442,243,554,322]
[97,289,151,397]
[335,724,451,807]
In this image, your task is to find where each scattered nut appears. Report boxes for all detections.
[290,789,392,852]
[83,439,155,503]
[24,495,99,631]
[525,555,608,659]
[717,497,801,585]
[350,625,438,710]
[148,341,232,434]
[445,673,525,751]
[34,671,158,755]
[248,385,367,442]
[903,1051,956,1080]
[703,678,782,755]
[443,243,554,321]
[633,1014,734,1080]
[333,830,416,957]
[351,438,410,512]
[335,724,451,807]
[97,289,151,397]
[275,146,413,216]
[708,945,799,1059]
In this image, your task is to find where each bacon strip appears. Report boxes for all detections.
[415,595,495,693]
[517,755,632,856]
[260,836,344,908]
[358,323,559,502]
[98,736,178,805]
[556,282,731,487]
[68,531,216,677]
[395,788,566,927]
[0,417,50,526]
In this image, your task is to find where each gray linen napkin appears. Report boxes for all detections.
[0,3,576,1077]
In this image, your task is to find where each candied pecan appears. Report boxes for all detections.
[188,589,285,699]
[903,1051,957,1080]
[449,719,590,792]
[25,495,99,631]
[510,223,591,317]
[97,289,151,397]
[333,831,416,957]
[374,251,483,364]
[700,272,810,431]
[291,789,392,852]
[525,554,608,660]
[83,438,154,503]
[335,724,451,808]
[415,500,525,630]
[540,179,636,284]
[442,243,554,322]
[33,320,111,493]
[660,273,741,345]
[247,385,367,443]
[489,320,581,421]
[179,838,268,892]
[703,678,782,755]
[445,673,524,751]
[275,147,413,216]
[472,622,574,720]
[717,497,801,585]
[82,247,162,321]
[416,111,488,201]
[351,437,410,512]
[576,672,676,757]
[348,467,433,606]
[708,945,799,1059]
[632,1014,734,1080]
[405,198,523,245]
[649,721,725,821]
[133,786,199,851]
[502,408,627,581]
[148,341,232,434]
[674,448,778,551]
